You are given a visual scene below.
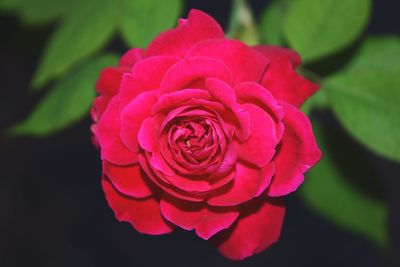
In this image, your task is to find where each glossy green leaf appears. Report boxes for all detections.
[345,36,400,71]
[284,0,371,62]
[327,70,400,162]
[326,37,400,161]
[259,0,289,46]
[32,0,118,89]
[10,54,118,136]
[119,0,182,48]
[301,120,388,246]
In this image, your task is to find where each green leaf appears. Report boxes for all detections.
[119,0,182,48]
[327,70,400,162]
[326,37,400,161]
[301,120,388,247]
[10,54,118,136]
[0,0,77,25]
[283,0,371,62]
[345,36,400,71]
[0,0,25,10]
[259,0,289,46]
[301,87,328,115]
[16,0,76,25]
[32,0,118,89]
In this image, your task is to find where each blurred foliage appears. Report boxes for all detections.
[259,0,288,46]
[326,37,400,161]
[1,0,183,133]
[283,0,371,63]
[2,0,399,249]
[0,0,182,89]
[9,54,118,136]
[301,119,388,247]
[257,0,398,246]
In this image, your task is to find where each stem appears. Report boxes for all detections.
[227,0,260,45]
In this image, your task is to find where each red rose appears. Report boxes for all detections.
[91,9,321,260]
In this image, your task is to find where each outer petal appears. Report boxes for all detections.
[119,56,180,106]
[267,102,321,196]
[120,90,159,152]
[96,97,138,165]
[95,67,126,96]
[103,161,154,198]
[236,103,277,167]
[160,194,239,240]
[118,48,144,68]
[208,162,274,206]
[146,9,224,57]
[212,196,285,260]
[102,177,174,235]
[186,39,269,85]
[159,56,233,93]
[255,45,319,107]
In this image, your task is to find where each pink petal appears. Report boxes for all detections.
[186,39,269,84]
[234,82,284,142]
[138,117,159,153]
[146,9,224,57]
[204,78,236,107]
[138,153,206,202]
[160,194,239,240]
[103,161,154,198]
[159,56,233,93]
[208,162,274,206]
[102,177,174,235]
[236,103,277,167]
[96,97,138,165]
[212,196,285,260]
[152,89,212,115]
[267,102,322,196]
[118,48,144,68]
[95,67,126,96]
[255,45,319,107]
[120,90,158,152]
[205,78,251,141]
[119,56,180,106]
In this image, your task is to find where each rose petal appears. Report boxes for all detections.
[120,90,159,152]
[186,39,269,85]
[236,103,277,167]
[96,97,138,165]
[160,194,239,240]
[152,89,212,115]
[138,154,205,202]
[255,45,319,107]
[103,161,153,198]
[138,117,159,153]
[102,177,174,235]
[212,196,285,260]
[234,82,284,142]
[119,48,144,68]
[119,56,180,106]
[159,57,233,93]
[267,102,322,196]
[208,162,274,206]
[95,67,126,96]
[146,9,224,57]
[205,78,251,141]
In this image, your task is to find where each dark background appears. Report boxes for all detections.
[0,0,399,266]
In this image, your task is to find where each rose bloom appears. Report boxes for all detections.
[91,9,321,260]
